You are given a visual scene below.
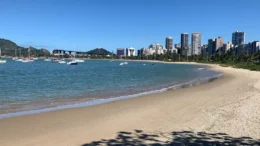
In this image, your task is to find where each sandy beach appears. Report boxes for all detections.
[1,62,260,145]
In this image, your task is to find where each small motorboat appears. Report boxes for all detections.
[16,58,23,62]
[21,59,31,63]
[44,58,51,61]
[74,59,84,63]
[51,59,60,63]
[67,60,78,65]
[58,60,66,64]
[12,57,18,60]
[0,60,7,64]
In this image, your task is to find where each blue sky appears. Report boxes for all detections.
[1,0,260,52]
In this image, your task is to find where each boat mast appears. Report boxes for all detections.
[20,48,22,57]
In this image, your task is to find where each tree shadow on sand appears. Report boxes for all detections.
[82,130,260,146]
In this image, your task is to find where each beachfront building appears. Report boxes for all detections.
[170,48,178,54]
[247,41,260,55]
[181,33,189,56]
[137,49,143,56]
[165,36,173,52]
[116,48,125,57]
[207,38,216,55]
[223,42,233,53]
[201,45,208,56]
[149,43,167,55]
[216,37,224,54]
[191,32,202,55]
[232,31,245,46]
[251,41,260,54]
[139,48,153,56]
[126,47,136,56]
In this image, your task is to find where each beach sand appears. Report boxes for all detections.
[1,63,260,145]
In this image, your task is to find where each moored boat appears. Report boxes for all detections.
[67,60,78,65]
[58,60,66,64]
[74,59,84,63]
[0,60,7,64]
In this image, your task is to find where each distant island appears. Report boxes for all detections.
[0,38,50,57]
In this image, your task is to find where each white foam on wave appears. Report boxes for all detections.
[0,73,223,119]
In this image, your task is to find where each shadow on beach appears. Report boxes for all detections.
[82,130,260,146]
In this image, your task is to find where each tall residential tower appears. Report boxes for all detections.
[232,31,245,46]
[191,32,202,55]
[165,36,173,52]
[181,33,189,55]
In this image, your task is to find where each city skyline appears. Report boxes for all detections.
[1,0,260,52]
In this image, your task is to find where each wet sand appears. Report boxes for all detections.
[0,63,260,146]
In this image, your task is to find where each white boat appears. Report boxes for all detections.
[124,62,128,65]
[12,57,18,60]
[44,58,51,61]
[22,58,33,63]
[58,60,66,64]
[67,60,78,65]
[74,59,84,63]
[0,60,7,64]
[119,62,124,66]
[67,45,78,65]
[16,58,23,62]
[21,59,30,63]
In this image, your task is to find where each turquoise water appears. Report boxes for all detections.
[0,59,221,118]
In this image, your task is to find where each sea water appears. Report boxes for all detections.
[0,59,222,118]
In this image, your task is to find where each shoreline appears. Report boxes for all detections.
[0,61,221,119]
[1,62,260,146]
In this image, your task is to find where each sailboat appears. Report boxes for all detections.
[0,48,7,64]
[12,48,19,61]
[16,48,23,62]
[22,48,34,63]
[110,51,114,62]
[33,50,38,60]
[44,51,51,61]
[67,46,78,65]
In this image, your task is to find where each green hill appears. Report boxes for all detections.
[86,48,113,56]
[0,38,51,57]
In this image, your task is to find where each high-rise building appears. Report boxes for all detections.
[216,37,224,53]
[137,49,143,56]
[149,43,166,54]
[201,45,208,56]
[116,48,125,56]
[249,41,260,54]
[191,32,202,55]
[232,31,245,46]
[165,36,173,51]
[126,47,136,56]
[181,33,189,50]
[208,38,216,55]
[223,42,233,53]
[207,37,224,55]
[181,33,189,56]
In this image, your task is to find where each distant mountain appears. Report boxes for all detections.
[86,48,113,56]
[0,38,51,57]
